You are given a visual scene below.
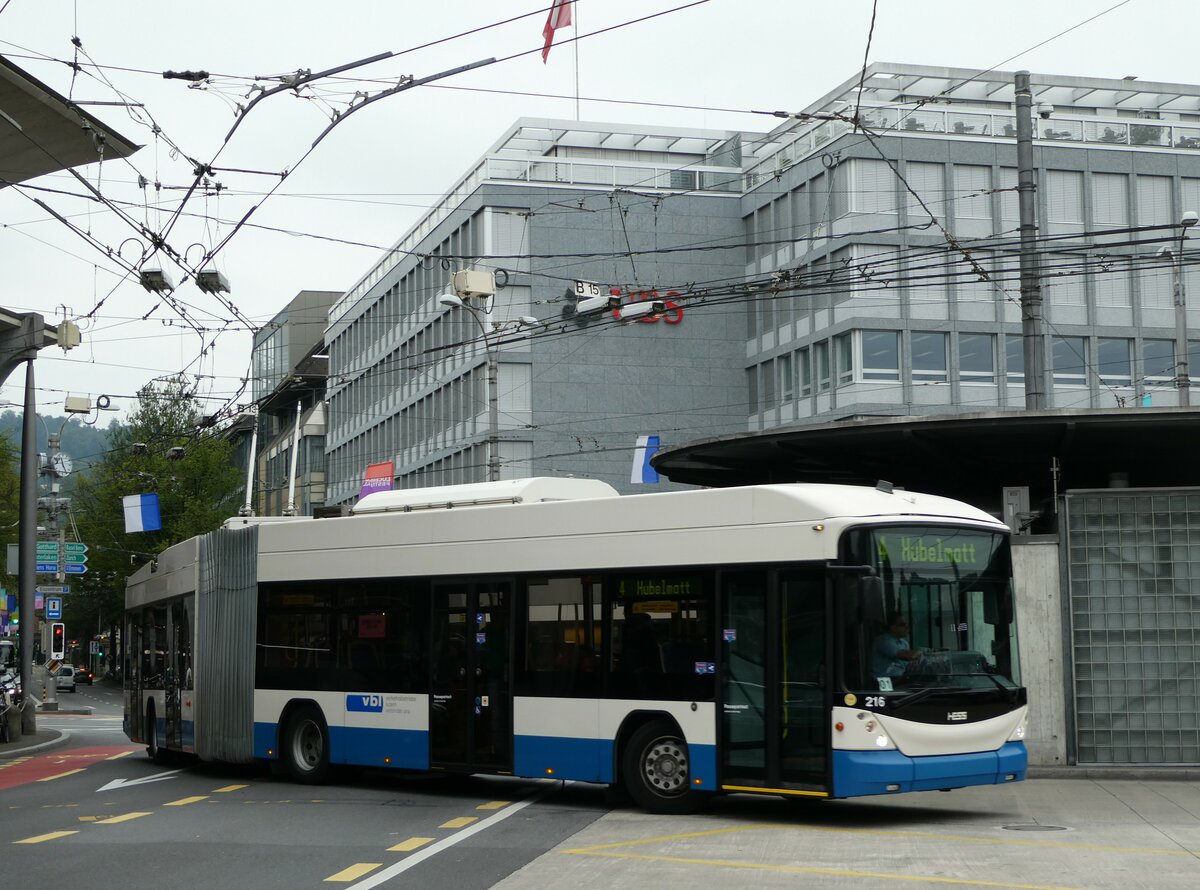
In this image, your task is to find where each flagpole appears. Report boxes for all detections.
[573,4,580,120]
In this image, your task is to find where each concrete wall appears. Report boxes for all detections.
[1012,535,1067,766]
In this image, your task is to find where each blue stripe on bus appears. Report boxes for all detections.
[514,735,718,789]
[253,722,429,770]
[831,742,1027,798]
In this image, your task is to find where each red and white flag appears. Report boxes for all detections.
[541,0,573,63]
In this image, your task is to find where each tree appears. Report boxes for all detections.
[69,379,242,644]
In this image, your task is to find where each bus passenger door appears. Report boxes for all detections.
[719,569,827,793]
[431,581,512,772]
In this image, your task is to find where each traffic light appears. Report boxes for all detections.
[50,622,65,660]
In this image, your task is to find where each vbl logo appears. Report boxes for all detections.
[347,694,384,713]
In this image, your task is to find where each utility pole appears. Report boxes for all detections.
[1016,71,1046,410]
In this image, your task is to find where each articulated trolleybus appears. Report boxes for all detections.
[124,478,1026,812]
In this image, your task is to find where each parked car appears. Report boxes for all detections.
[74,666,94,685]
[56,665,76,693]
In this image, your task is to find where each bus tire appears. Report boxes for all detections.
[145,704,168,764]
[282,706,330,785]
[620,719,704,814]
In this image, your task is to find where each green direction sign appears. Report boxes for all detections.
[34,542,87,558]
[63,553,88,564]
[35,541,59,555]
[63,543,87,555]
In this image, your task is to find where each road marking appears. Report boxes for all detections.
[37,769,85,782]
[387,837,433,852]
[164,796,209,806]
[476,800,510,810]
[564,849,1079,890]
[14,831,78,844]
[439,816,477,829]
[213,784,248,793]
[96,769,184,792]
[106,751,133,761]
[78,816,97,822]
[325,863,382,882]
[96,812,152,824]
[343,781,562,890]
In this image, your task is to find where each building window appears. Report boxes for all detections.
[845,159,897,215]
[761,359,776,408]
[959,333,996,384]
[1143,339,1175,382]
[815,341,831,392]
[779,352,794,402]
[747,367,759,414]
[1097,338,1132,386]
[911,332,948,382]
[862,330,900,381]
[798,347,812,397]
[952,165,992,223]
[834,333,853,385]
[1052,337,1088,386]
[1046,170,1084,234]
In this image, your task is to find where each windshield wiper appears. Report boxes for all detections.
[961,672,1020,704]
[893,685,959,707]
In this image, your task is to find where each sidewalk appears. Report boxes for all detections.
[0,727,68,760]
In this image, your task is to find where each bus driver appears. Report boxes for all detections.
[873,612,923,679]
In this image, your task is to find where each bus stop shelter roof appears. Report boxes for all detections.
[651,408,1200,507]
[1,54,139,186]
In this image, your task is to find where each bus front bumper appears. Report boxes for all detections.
[831,742,1027,798]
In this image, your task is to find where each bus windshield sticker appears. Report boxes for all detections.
[358,614,386,638]
[723,628,737,642]
[877,677,894,692]
[694,662,716,675]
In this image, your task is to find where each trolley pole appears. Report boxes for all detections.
[1016,71,1046,410]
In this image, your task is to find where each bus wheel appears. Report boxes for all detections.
[282,707,330,785]
[145,706,167,764]
[621,720,704,814]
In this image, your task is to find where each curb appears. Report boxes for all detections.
[1028,765,1200,781]
[0,729,71,761]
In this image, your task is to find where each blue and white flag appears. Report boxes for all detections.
[630,434,661,484]
[123,493,162,533]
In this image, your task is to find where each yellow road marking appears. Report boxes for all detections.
[106,751,133,761]
[439,816,477,829]
[164,796,209,806]
[324,863,382,882]
[568,822,1199,859]
[566,850,1079,890]
[96,812,152,825]
[36,769,85,782]
[14,831,78,844]
[213,784,248,793]
[476,800,510,810]
[77,817,97,823]
[388,837,434,852]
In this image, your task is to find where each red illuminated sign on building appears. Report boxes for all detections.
[610,289,684,324]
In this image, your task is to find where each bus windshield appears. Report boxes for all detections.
[841,525,1020,694]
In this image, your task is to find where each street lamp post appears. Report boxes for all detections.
[440,282,538,483]
[439,292,501,481]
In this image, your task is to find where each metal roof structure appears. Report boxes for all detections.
[0,54,139,187]
[790,62,1200,124]
[651,408,1200,519]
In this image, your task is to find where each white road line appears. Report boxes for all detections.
[345,782,565,890]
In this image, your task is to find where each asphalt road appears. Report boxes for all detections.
[1,683,609,889]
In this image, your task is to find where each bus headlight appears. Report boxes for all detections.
[875,734,893,749]
[1008,713,1029,742]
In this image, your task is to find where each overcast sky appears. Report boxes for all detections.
[0,0,1193,436]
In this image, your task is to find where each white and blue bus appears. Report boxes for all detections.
[123,477,1027,813]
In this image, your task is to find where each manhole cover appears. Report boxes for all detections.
[1000,824,1068,832]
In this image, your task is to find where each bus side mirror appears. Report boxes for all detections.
[858,576,885,623]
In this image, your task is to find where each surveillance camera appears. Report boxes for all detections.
[1037,103,1053,119]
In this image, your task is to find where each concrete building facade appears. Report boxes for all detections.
[324,120,750,503]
